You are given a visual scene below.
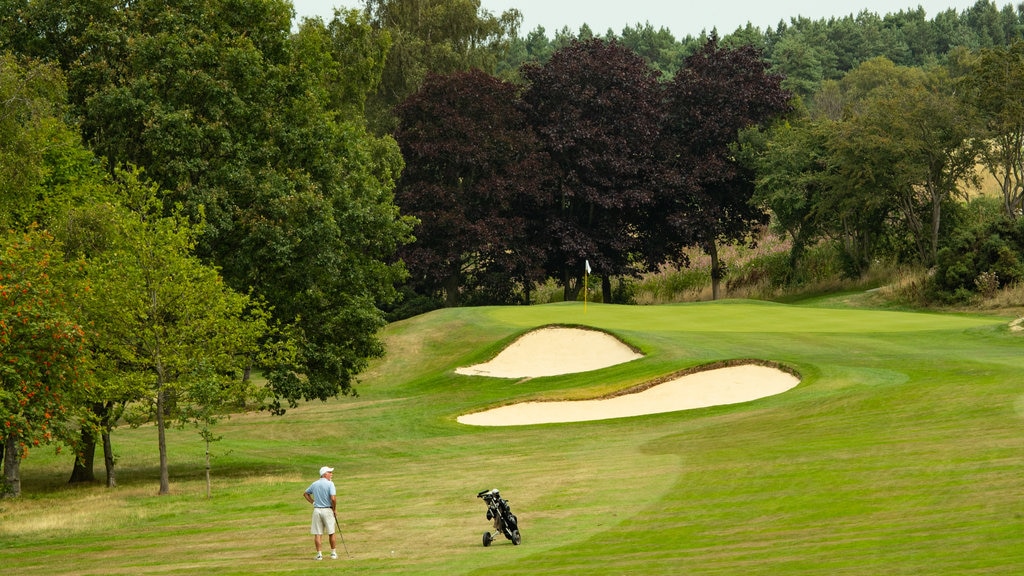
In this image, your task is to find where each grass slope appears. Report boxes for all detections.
[2,300,1022,574]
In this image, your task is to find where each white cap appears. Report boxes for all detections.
[319,466,334,477]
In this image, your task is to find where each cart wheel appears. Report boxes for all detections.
[482,532,492,547]
[511,529,521,545]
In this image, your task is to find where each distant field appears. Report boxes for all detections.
[2,300,1022,575]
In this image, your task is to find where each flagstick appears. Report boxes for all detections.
[583,260,591,313]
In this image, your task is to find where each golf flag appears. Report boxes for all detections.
[584,260,590,313]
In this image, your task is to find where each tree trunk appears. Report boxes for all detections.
[443,265,461,307]
[3,434,21,497]
[155,381,169,494]
[68,423,97,484]
[102,428,117,488]
[708,241,723,301]
[930,193,942,266]
[562,269,582,302]
[205,436,212,498]
[602,275,612,303]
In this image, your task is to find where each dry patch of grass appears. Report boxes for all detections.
[0,488,143,536]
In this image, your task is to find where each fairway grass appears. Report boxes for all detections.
[2,300,1023,574]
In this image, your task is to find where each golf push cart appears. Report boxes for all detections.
[476,488,521,546]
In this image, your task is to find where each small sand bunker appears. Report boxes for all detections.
[457,364,799,426]
[455,327,642,379]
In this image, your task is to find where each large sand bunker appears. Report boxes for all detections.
[455,327,799,426]
[455,327,643,378]
[458,364,799,426]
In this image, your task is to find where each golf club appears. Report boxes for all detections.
[333,510,351,557]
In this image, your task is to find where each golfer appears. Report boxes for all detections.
[303,466,338,560]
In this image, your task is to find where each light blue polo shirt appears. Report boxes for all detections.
[305,477,336,508]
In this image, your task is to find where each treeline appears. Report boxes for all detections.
[502,0,1024,96]
[391,1,1024,311]
[393,38,789,308]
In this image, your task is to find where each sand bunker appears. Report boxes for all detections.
[455,327,798,426]
[458,364,800,426]
[455,327,643,378]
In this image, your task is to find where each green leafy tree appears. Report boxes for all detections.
[0,53,60,229]
[363,0,521,132]
[293,7,391,118]
[769,22,830,99]
[838,56,923,115]
[497,25,554,77]
[881,7,938,64]
[0,0,117,72]
[753,118,835,275]
[962,41,1024,219]
[619,22,681,77]
[80,169,269,495]
[38,0,415,412]
[837,63,980,266]
[57,199,124,486]
[1,228,87,497]
[818,118,898,274]
[0,53,109,231]
[0,53,119,487]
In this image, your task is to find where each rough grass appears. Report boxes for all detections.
[2,300,1023,574]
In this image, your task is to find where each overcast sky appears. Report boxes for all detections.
[292,1,985,37]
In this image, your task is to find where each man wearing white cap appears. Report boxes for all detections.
[303,466,338,560]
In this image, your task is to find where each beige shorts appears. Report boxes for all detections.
[310,508,336,535]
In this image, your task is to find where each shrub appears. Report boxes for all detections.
[931,198,1024,303]
[975,270,999,298]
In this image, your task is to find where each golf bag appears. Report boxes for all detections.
[476,488,521,546]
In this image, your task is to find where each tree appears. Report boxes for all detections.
[1,228,87,497]
[658,36,791,299]
[0,53,120,487]
[838,55,923,115]
[521,38,663,302]
[619,22,681,77]
[769,25,828,99]
[819,118,899,274]
[837,63,979,266]
[49,0,414,412]
[0,53,109,231]
[362,0,522,132]
[883,7,938,64]
[293,7,392,119]
[0,0,118,73]
[0,53,59,229]
[58,200,141,487]
[78,168,269,495]
[962,41,1024,219]
[497,25,555,77]
[753,118,836,275]
[394,70,549,306]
